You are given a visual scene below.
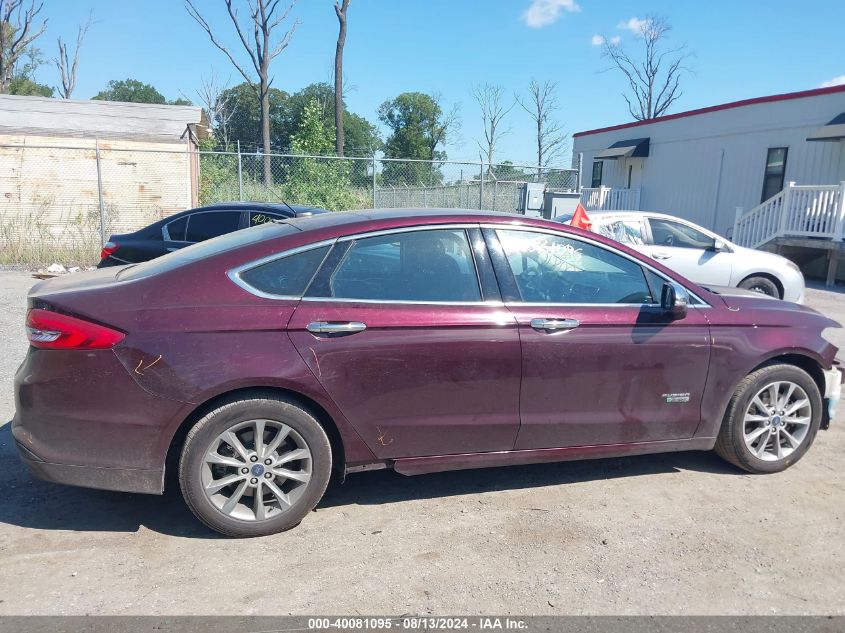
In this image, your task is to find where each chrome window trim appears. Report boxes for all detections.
[484,222,711,307]
[227,220,711,307]
[226,238,337,300]
[300,297,505,307]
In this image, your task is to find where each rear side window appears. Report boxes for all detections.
[249,211,285,227]
[165,215,188,241]
[497,229,652,304]
[594,218,646,245]
[186,211,241,242]
[238,246,330,297]
[323,229,481,302]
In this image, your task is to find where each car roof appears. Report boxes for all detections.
[192,202,327,216]
[274,208,600,241]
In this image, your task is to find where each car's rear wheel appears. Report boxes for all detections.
[179,394,332,537]
[738,275,780,298]
[715,364,822,473]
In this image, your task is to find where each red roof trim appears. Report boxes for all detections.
[573,83,845,138]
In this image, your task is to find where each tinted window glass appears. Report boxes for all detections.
[118,222,298,281]
[165,215,188,241]
[761,147,788,203]
[648,218,714,249]
[326,229,481,302]
[591,161,603,188]
[249,211,285,227]
[186,211,241,242]
[595,218,646,245]
[497,229,652,304]
[239,246,330,297]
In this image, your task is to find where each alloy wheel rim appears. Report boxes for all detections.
[202,419,312,521]
[743,381,811,462]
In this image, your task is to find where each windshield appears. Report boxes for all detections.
[118,221,297,281]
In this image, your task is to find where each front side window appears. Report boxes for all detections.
[591,161,603,188]
[497,229,653,304]
[186,211,241,242]
[325,229,481,302]
[761,147,788,203]
[648,218,714,250]
[238,246,331,297]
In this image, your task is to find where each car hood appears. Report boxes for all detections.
[709,288,839,326]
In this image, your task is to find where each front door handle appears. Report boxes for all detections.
[530,318,580,332]
[306,321,367,335]
[652,252,671,260]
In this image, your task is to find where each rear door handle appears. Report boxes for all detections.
[306,321,367,335]
[652,252,671,260]
[530,318,580,333]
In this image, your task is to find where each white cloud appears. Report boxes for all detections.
[820,75,845,88]
[592,34,620,46]
[618,16,651,34]
[522,0,581,28]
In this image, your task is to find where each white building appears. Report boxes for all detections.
[572,84,845,283]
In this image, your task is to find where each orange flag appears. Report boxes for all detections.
[569,203,592,230]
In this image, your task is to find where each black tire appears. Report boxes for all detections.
[179,394,332,537]
[738,275,780,298]
[715,363,822,474]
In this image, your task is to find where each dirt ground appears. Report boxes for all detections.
[1,269,844,616]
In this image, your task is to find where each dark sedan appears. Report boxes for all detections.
[97,202,326,267]
[15,209,843,537]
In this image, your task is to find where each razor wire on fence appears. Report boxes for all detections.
[0,142,579,265]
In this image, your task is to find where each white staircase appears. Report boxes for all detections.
[733,181,845,249]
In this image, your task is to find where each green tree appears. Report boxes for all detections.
[217,82,288,150]
[168,97,193,106]
[378,92,459,185]
[8,74,51,96]
[286,98,355,210]
[92,79,167,104]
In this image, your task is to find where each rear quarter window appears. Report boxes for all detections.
[237,246,331,297]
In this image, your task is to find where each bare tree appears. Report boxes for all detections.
[333,0,349,156]
[601,15,691,120]
[516,79,567,168]
[0,0,47,94]
[471,83,515,170]
[186,0,299,184]
[192,72,235,149]
[54,12,92,99]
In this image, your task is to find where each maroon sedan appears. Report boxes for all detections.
[13,210,843,537]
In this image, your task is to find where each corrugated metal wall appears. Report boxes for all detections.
[574,90,845,236]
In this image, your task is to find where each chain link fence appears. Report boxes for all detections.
[0,143,578,265]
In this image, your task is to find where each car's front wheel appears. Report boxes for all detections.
[715,364,822,473]
[179,394,332,537]
[738,275,780,298]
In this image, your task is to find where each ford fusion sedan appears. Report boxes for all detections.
[14,209,842,537]
[97,202,326,267]
[555,210,805,302]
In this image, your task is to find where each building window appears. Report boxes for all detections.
[591,161,603,188]
[627,164,633,188]
[761,147,788,203]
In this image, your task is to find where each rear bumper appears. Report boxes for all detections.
[13,429,162,494]
[13,347,187,495]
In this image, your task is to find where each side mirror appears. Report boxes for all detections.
[660,282,688,320]
[710,239,729,252]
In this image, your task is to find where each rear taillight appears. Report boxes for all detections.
[100,241,118,260]
[26,308,125,350]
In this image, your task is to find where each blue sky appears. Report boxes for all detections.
[35,0,845,166]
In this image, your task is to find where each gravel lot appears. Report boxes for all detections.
[1,270,844,616]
